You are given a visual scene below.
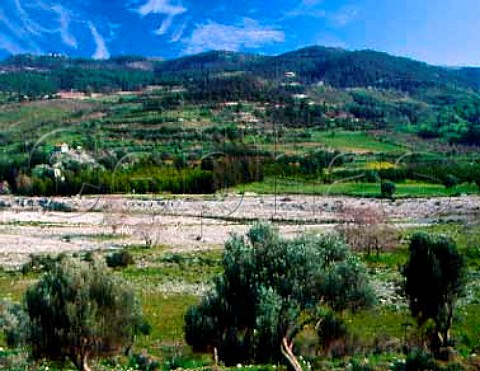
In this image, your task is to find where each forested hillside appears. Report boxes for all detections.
[0,47,479,146]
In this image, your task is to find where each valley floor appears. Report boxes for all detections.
[0,194,478,268]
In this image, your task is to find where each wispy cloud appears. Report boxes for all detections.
[170,21,186,43]
[51,5,78,48]
[328,6,359,27]
[0,6,42,54]
[14,0,51,35]
[184,18,284,55]
[88,22,110,59]
[285,1,359,27]
[137,0,186,17]
[1,0,79,54]
[155,15,174,35]
[284,0,326,19]
[137,0,187,35]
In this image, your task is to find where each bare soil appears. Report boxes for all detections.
[0,194,477,268]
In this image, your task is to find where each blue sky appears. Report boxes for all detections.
[0,0,479,66]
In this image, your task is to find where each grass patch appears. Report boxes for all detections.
[362,249,409,269]
[122,250,223,285]
[311,130,405,153]
[345,307,412,346]
[0,271,36,302]
[135,293,199,356]
[237,178,479,197]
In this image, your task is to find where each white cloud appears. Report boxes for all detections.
[184,18,285,55]
[88,22,110,59]
[285,1,359,27]
[155,15,174,35]
[6,0,78,51]
[170,21,186,43]
[52,5,78,48]
[14,0,51,35]
[136,0,187,35]
[137,0,186,17]
[0,7,42,53]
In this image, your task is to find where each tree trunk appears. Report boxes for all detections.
[442,302,454,348]
[280,337,303,371]
[73,352,92,371]
[81,353,92,371]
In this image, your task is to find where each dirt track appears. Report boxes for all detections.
[0,194,478,268]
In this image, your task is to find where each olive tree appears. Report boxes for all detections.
[185,223,375,366]
[25,258,145,371]
[403,233,466,354]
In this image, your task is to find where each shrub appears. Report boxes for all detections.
[25,258,145,371]
[335,205,400,256]
[106,249,135,268]
[405,348,435,370]
[0,301,29,348]
[443,174,459,189]
[21,253,65,274]
[381,180,396,199]
[317,310,348,353]
[364,170,380,183]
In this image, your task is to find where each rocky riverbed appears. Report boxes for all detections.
[0,194,478,268]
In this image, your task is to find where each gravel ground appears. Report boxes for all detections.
[0,194,478,268]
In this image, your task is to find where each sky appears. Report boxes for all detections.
[0,0,479,66]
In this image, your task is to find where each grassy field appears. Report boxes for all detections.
[237,178,479,197]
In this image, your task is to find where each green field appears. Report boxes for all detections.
[236,178,479,197]
[310,130,405,153]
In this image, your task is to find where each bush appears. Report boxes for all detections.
[106,249,135,268]
[0,301,29,348]
[405,348,435,370]
[364,170,380,183]
[443,174,460,189]
[21,253,65,274]
[25,258,145,371]
[381,180,396,199]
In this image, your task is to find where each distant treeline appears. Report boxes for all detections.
[3,154,263,196]
[3,148,480,196]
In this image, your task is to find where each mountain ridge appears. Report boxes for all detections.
[2,45,480,92]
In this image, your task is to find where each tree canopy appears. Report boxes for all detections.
[185,223,375,366]
[403,232,466,353]
[25,258,145,371]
